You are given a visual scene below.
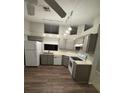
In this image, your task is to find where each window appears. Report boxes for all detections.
[70,26,78,35]
[44,24,59,34]
[84,24,93,31]
[44,44,58,51]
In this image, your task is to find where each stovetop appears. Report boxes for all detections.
[71,56,83,61]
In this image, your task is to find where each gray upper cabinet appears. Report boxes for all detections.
[86,34,98,53]
[27,36,43,42]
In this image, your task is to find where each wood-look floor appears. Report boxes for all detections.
[25,66,99,93]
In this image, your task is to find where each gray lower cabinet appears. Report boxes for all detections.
[72,62,92,83]
[40,54,53,65]
[47,55,54,65]
[40,54,47,65]
[62,55,69,67]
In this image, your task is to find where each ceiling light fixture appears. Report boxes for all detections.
[66,30,70,34]
[68,27,72,31]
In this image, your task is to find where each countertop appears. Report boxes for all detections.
[41,50,93,65]
[74,59,92,65]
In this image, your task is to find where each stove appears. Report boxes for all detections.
[71,56,83,61]
[68,56,83,75]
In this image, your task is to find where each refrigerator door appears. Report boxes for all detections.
[36,42,42,65]
[24,41,37,50]
[36,42,42,54]
[25,50,39,66]
[25,41,42,66]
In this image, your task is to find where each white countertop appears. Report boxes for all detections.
[75,59,92,65]
[41,50,93,65]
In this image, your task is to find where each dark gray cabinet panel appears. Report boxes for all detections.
[62,55,69,67]
[72,62,92,83]
[40,54,48,65]
[28,36,43,42]
[47,55,54,65]
[86,34,98,53]
[40,54,53,65]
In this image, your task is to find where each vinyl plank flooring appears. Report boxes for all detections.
[25,66,99,93]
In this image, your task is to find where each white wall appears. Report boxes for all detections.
[83,35,89,52]
[59,25,68,37]
[30,22,44,36]
[24,20,30,35]
[77,25,85,35]
[89,29,100,91]
[24,20,30,41]
[43,37,59,44]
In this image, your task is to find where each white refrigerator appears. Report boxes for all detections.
[24,41,43,66]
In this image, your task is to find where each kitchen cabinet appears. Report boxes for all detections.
[40,54,54,65]
[47,55,54,65]
[74,36,84,45]
[72,62,92,83]
[59,39,74,50]
[65,39,74,50]
[62,55,69,67]
[86,34,98,53]
[59,39,66,49]
[54,55,62,65]
[28,35,43,42]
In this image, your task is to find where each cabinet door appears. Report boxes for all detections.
[25,50,37,66]
[59,39,66,49]
[73,64,92,83]
[54,56,62,65]
[86,34,98,53]
[47,55,54,65]
[62,55,69,67]
[65,39,74,50]
[40,54,48,65]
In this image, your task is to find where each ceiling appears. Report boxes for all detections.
[24,0,100,26]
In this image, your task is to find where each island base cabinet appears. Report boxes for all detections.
[72,62,92,83]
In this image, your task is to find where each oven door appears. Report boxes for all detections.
[68,58,74,75]
[69,60,72,68]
